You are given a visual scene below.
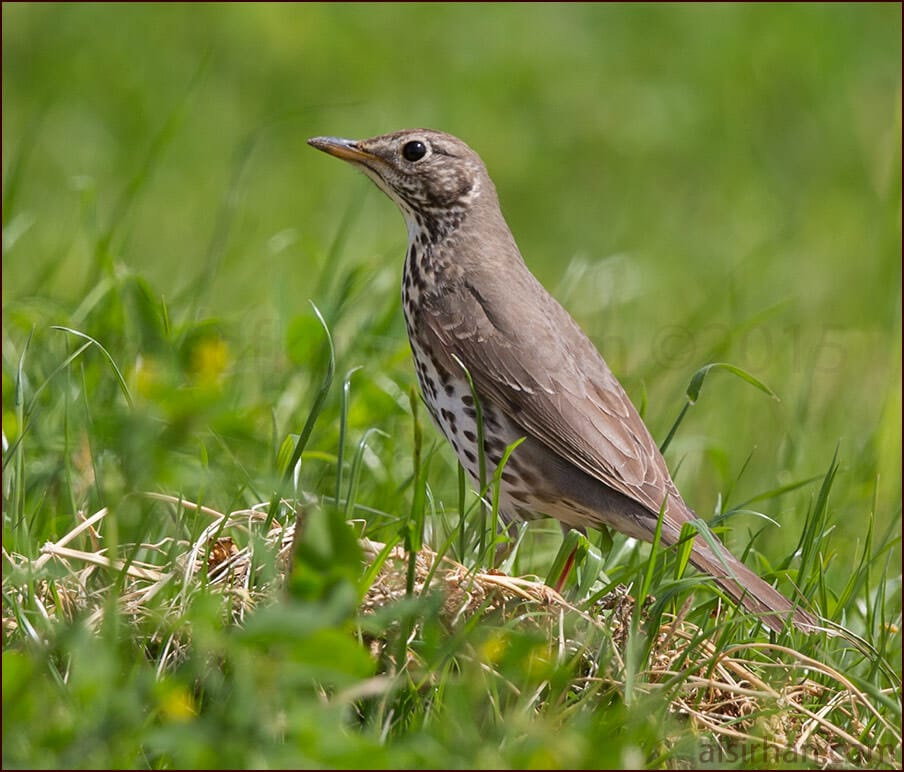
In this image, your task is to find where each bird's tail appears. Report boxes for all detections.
[688,540,819,635]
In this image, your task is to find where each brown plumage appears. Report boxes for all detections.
[308,129,818,634]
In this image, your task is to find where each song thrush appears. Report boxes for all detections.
[308,129,817,634]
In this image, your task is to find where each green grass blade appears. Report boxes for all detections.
[336,366,363,505]
[49,326,134,408]
[280,301,335,485]
[660,362,778,454]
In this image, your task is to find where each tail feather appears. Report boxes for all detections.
[689,542,819,634]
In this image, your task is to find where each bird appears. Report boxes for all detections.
[308,128,817,634]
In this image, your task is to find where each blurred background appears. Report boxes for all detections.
[3,5,901,768]
[3,1,901,574]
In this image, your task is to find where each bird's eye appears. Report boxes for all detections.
[402,140,427,162]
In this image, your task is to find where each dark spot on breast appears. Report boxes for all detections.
[482,407,501,432]
[464,449,477,464]
[518,467,539,487]
[484,437,505,455]
[408,256,422,288]
[434,360,451,385]
[501,471,519,485]
[551,496,580,513]
[514,506,543,521]
[423,216,441,243]
[440,408,458,433]
[444,383,455,396]
[461,395,474,406]
[463,429,476,443]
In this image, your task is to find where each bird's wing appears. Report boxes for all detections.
[417,271,684,521]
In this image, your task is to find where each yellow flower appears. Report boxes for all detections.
[190,337,231,385]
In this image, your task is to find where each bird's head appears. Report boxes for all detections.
[308,129,492,239]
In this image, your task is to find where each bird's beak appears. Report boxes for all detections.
[307,136,377,164]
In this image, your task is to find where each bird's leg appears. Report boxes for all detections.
[551,547,578,594]
[548,524,586,593]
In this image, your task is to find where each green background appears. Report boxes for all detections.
[2,4,901,769]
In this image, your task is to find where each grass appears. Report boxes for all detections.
[2,4,901,769]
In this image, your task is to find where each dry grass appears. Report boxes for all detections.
[3,495,899,768]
